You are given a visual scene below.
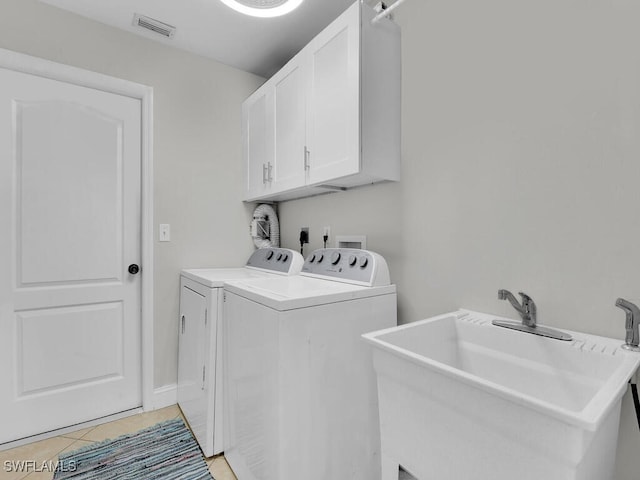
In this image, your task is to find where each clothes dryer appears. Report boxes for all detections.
[178,247,303,457]
[223,248,397,480]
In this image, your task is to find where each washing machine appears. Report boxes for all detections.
[178,247,304,457]
[223,248,397,480]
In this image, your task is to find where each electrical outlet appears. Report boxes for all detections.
[300,227,309,244]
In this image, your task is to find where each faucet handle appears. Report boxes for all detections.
[518,292,536,311]
[518,292,537,326]
[518,292,532,303]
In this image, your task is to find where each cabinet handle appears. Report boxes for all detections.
[304,146,310,171]
[262,163,268,184]
[181,315,185,334]
[267,162,273,182]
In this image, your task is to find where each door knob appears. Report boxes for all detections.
[128,264,140,275]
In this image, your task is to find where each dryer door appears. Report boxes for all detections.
[178,284,209,450]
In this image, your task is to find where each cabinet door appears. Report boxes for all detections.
[306,2,360,185]
[243,88,274,200]
[271,58,307,193]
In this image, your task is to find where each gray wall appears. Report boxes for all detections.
[278,0,640,478]
[0,0,262,389]
[2,0,639,476]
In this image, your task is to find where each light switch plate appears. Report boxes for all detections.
[159,224,170,242]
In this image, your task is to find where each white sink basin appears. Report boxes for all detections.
[363,310,640,480]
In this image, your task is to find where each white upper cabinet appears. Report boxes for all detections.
[273,56,307,192]
[243,88,272,200]
[242,1,400,202]
[306,3,360,185]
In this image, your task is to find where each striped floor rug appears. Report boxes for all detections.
[54,418,213,479]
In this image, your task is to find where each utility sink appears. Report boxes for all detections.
[363,310,640,480]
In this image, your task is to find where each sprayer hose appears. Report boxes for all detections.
[631,383,640,431]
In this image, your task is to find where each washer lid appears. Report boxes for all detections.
[181,268,275,288]
[224,275,396,311]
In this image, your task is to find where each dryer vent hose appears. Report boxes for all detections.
[251,204,280,249]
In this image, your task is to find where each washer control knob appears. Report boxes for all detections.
[317,253,324,263]
[359,256,369,268]
[309,254,316,263]
[276,252,283,261]
[281,253,289,262]
[331,252,341,265]
[266,250,274,260]
[348,255,357,266]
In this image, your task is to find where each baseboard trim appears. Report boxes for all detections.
[0,407,142,452]
[150,383,177,410]
[0,385,178,451]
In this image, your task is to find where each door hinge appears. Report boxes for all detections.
[223,292,226,302]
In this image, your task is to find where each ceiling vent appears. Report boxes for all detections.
[133,14,176,39]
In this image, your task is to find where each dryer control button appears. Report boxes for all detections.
[331,252,341,265]
[281,253,289,262]
[309,254,316,263]
[317,253,324,263]
[348,255,357,266]
[276,253,283,261]
[266,250,274,260]
[359,256,369,268]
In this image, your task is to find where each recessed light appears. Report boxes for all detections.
[218,0,305,18]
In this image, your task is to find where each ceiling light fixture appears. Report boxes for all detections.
[218,0,305,18]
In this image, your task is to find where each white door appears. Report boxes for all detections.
[0,67,142,444]
[306,2,360,185]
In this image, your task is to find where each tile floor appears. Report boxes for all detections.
[0,405,236,480]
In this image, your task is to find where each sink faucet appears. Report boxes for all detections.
[615,298,640,351]
[498,289,537,328]
[493,289,571,341]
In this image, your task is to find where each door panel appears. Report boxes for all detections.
[0,67,142,444]
[306,4,360,185]
[243,89,273,200]
[16,101,123,285]
[17,302,123,395]
[273,60,306,192]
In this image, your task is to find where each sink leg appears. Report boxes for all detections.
[381,453,399,480]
